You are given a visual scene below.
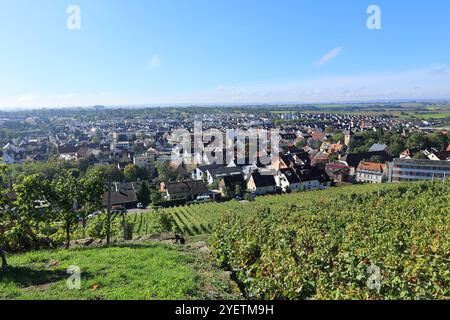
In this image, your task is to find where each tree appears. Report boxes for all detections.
[0,162,9,269]
[223,187,233,198]
[369,155,384,163]
[325,126,336,134]
[331,132,344,143]
[13,174,51,251]
[295,139,306,148]
[406,132,429,151]
[389,139,406,157]
[87,164,124,182]
[413,152,428,160]
[235,184,243,197]
[210,179,220,190]
[79,171,106,236]
[150,188,163,205]
[77,158,90,173]
[124,163,139,182]
[244,192,254,202]
[47,170,81,248]
[428,132,449,150]
[137,181,151,207]
[155,161,177,182]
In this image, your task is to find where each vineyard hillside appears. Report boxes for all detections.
[209,181,449,299]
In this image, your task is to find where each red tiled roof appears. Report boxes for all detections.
[357,161,386,172]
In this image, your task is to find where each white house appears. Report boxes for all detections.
[246,172,277,195]
[355,161,388,184]
[275,168,302,192]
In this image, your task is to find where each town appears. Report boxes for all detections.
[1,104,449,211]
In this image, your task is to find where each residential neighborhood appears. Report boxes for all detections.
[1,106,449,209]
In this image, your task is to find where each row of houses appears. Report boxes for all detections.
[328,149,450,184]
[161,165,332,201]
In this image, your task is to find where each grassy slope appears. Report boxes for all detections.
[0,242,238,300]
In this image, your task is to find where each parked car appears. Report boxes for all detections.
[88,211,102,218]
[194,195,212,203]
[137,203,146,209]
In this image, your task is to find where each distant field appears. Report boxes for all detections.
[0,242,237,300]
[269,102,450,122]
[408,111,450,120]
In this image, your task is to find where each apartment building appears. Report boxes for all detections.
[390,158,450,182]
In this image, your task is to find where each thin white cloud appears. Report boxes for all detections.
[429,65,450,76]
[55,93,76,100]
[148,54,161,69]
[316,47,343,66]
[17,94,41,103]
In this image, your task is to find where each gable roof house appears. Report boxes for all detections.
[338,151,392,171]
[0,151,15,164]
[294,166,332,191]
[218,174,246,197]
[423,149,450,161]
[101,182,138,209]
[400,148,419,159]
[246,172,277,195]
[311,150,329,166]
[192,164,243,185]
[288,149,312,166]
[355,161,388,184]
[369,143,390,153]
[160,180,208,201]
[327,143,345,155]
[325,162,353,183]
[275,168,302,192]
[271,154,297,170]
[279,133,298,149]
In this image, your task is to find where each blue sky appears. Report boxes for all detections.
[1,0,450,108]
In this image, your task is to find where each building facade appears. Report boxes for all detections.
[390,158,450,182]
[356,161,388,184]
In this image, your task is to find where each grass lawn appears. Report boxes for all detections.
[0,242,238,300]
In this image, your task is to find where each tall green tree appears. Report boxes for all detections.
[79,171,106,236]
[13,174,51,251]
[47,170,81,248]
[0,162,9,269]
[137,181,151,207]
[124,163,139,182]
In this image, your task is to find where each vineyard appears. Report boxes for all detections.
[209,181,450,300]
[125,181,449,300]
[128,201,246,237]
[129,183,412,238]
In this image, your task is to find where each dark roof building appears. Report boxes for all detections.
[339,151,392,168]
[249,172,276,188]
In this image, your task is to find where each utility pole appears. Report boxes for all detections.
[106,175,112,245]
